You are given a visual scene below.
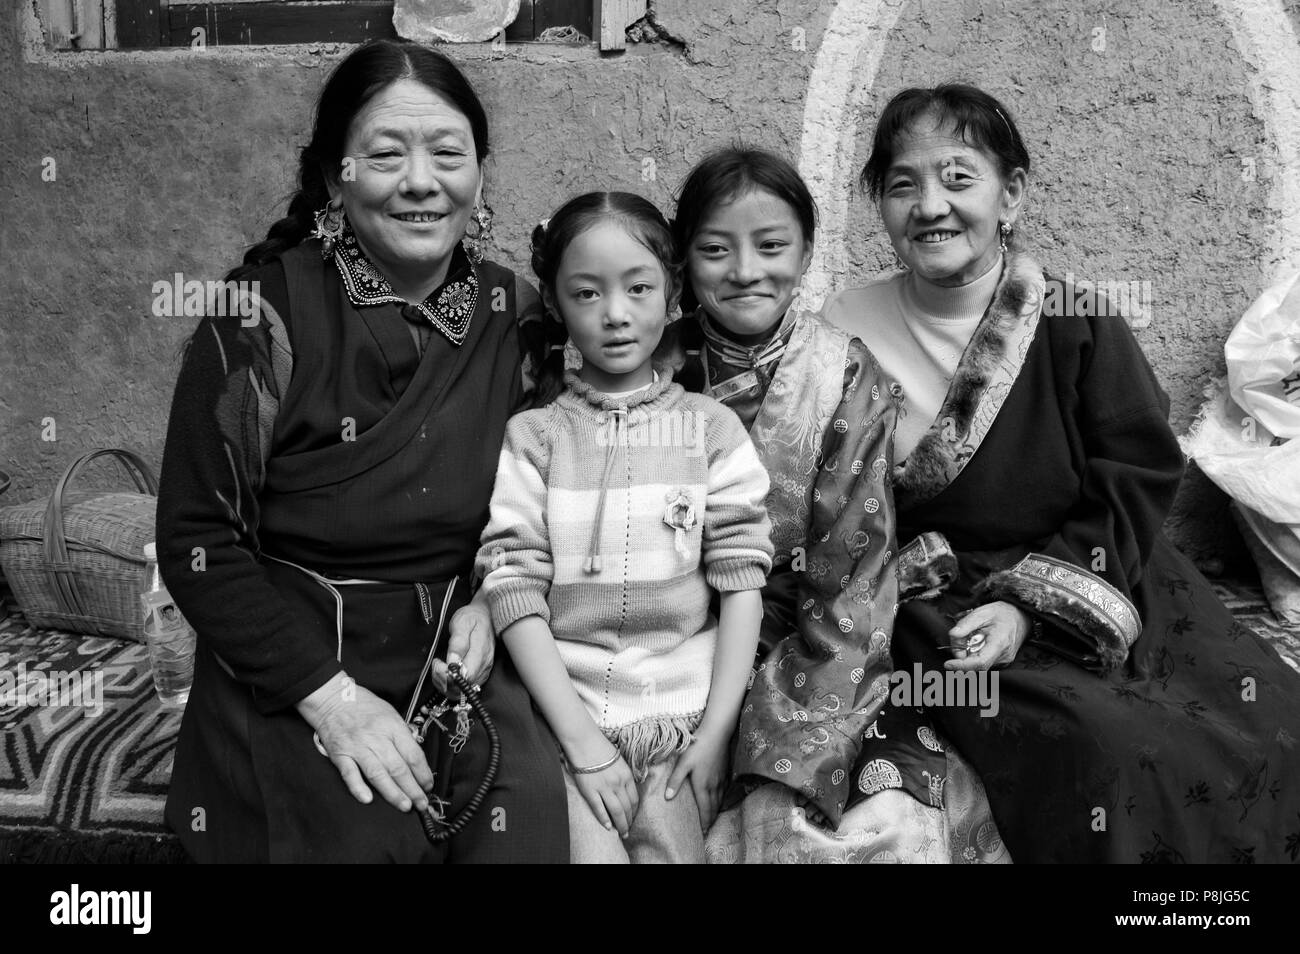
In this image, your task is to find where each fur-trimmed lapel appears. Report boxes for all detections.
[894,253,1046,508]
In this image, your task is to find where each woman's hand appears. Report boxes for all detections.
[431,598,495,694]
[568,738,640,838]
[296,671,433,813]
[944,601,1033,672]
[665,726,730,831]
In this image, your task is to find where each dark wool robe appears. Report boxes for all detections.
[849,254,1300,863]
[156,236,567,862]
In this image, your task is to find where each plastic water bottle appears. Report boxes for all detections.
[141,542,197,708]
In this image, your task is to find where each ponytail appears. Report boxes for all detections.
[526,220,570,409]
[225,187,323,283]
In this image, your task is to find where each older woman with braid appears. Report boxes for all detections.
[156,39,567,862]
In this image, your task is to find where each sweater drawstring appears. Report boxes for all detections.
[584,406,626,574]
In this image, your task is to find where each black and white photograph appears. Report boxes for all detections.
[1,0,1298,901]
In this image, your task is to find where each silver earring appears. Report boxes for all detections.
[999,221,1012,253]
[787,283,806,314]
[312,199,346,259]
[562,338,583,371]
[462,203,494,265]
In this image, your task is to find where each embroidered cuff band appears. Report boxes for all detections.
[898,531,959,602]
[976,553,1141,673]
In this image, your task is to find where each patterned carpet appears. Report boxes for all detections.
[0,609,187,863]
[0,579,1294,864]
[1212,580,1300,674]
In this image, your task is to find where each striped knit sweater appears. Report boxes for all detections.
[476,369,774,774]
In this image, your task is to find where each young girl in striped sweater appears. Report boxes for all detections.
[476,192,773,863]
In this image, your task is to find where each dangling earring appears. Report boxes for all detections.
[562,337,583,371]
[999,221,1012,253]
[787,283,805,316]
[462,203,494,265]
[312,198,346,259]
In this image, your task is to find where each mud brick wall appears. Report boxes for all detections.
[4,0,1299,569]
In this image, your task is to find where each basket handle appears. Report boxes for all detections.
[39,449,161,621]
[0,470,10,498]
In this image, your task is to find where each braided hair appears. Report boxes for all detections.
[225,38,489,282]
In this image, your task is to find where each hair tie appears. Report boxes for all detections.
[538,217,551,234]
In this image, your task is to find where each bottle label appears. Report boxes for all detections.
[142,589,188,635]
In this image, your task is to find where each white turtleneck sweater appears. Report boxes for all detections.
[823,258,1003,460]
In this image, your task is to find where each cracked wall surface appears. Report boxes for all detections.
[3,0,1298,568]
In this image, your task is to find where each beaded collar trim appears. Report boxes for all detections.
[698,306,798,371]
[331,225,479,347]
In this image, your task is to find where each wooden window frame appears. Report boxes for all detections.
[36,0,108,48]
[108,0,603,49]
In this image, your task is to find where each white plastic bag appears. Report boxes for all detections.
[393,0,521,43]
[1181,269,1300,623]
[1226,268,1300,440]
[1181,386,1300,526]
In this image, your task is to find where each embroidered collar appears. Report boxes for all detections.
[699,306,799,373]
[332,225,479,347]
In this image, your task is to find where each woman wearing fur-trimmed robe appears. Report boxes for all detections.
[821,83,1300,863]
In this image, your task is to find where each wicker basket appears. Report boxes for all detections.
[0,449,159,641]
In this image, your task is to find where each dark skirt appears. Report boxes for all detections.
[164,561,568,863]
[890,537,1300,863]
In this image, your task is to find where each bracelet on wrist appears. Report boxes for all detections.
[569,750,621,775]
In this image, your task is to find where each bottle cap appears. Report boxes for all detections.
[143,542,157,560]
